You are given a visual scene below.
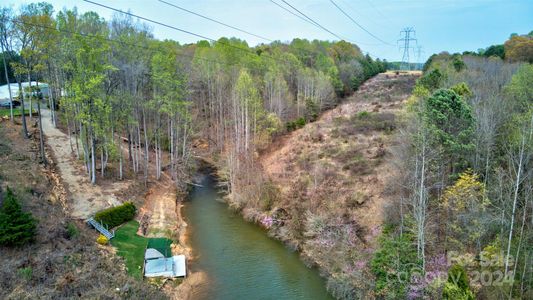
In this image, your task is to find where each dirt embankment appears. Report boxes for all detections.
[258,72,420,294]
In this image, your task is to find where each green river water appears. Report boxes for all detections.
[184,173,333,300]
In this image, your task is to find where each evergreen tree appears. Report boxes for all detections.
[0,188,37,247]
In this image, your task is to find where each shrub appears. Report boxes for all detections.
[295,117,306,127]
[96,234,109,245]
[348,112,396,134]
[0,188,37,247]
[18,267,32,281]
[371,225,420,299]
[66,222,79,239]
[452,56,466,72]
[417,69,445,91]
[94,202,136,229]
[450,82,473,99]
[442,264,474,300]
[357,110,369,119]
[286,117,307,132]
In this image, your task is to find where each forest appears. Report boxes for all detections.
[0,3,385,188]
[0,1,532,300]
[371,37,533,298]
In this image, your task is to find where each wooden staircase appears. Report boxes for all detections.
[87,217,115,239]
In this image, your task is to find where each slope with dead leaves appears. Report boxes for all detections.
[259,72,420,298]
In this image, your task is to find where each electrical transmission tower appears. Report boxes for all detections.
[398,27,417,71]
[416,46,424,70]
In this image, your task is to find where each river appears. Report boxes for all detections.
[184,173,333,300]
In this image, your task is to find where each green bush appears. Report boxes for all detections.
[66,222,79,239]
[371,225,420,299]
[452,56,466,72]
[451,82,473,98]
[443,264,474,300]
[417,69,446,91]
[286,117,307,132]
[0,188,37,247]
[18,267,33,281]
[94,202,136,229]
[357,111,370,119]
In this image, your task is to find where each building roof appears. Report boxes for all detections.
[145,248,165,260]
[144,253,186,278]
[0,82,49,100]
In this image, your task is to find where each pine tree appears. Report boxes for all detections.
[0,188,37,247]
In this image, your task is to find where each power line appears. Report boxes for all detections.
[159,0,370,61]
[271,0,386,57]
[83,0,276,63]
[86,0,350,66]
[338,0,391,31]
[329,0,394,47]
[398,27,417,71]
[85,0,385,66]
[157,0,273,42]
[9,18,237,69]
[364,0,391,23]
[269,0,316,27]
[84,0,390,65]
[278,0,348,42]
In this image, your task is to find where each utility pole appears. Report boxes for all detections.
[416,46,424,70]
[398,27,417,71]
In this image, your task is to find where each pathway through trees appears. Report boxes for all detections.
[40,108,129,218]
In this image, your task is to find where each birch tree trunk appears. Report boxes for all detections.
[1,43,14,122]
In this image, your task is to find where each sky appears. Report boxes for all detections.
[4,0,533,62]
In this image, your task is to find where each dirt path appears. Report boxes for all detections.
[40,108,131,218]
[139,173,178,237]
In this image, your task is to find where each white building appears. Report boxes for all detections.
[0,82,50,101]
[143,248,186,278]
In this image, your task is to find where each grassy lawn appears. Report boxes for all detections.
[111,220,173,279]
[0,108,37,118]
[111,221,149,279]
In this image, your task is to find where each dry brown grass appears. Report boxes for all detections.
[258,72,419,296]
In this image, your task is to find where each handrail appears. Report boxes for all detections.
[87,217,115,239]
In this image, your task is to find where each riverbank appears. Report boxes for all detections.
[138,173,208,300]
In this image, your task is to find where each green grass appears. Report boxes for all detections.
[147,238,172,257]
[111,220,149,279]
[110,220,174,279]
[0,108,37,117]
